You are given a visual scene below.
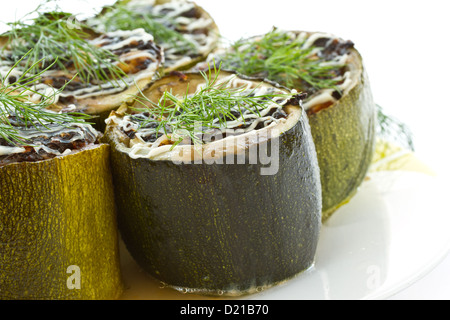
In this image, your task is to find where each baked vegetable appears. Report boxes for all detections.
[104,68,322,295]
[87,0,220,73]
[209,29,376,220]
[0,8,164,131]
[0,69,123,300]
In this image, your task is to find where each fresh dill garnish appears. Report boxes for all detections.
[91,2,196,54]
[132,63,295,147]
[219,29,344,94]
[376,104,415,151]
[1,5,127,85]
[0,54,92,146]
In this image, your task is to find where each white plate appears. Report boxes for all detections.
[119,170,450,300]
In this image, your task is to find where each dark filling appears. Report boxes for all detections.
[37,36,162,93]
[2,32,162,98]
[0,123,99,167]
[149,5,209,58]
[291,37,353,99]
[121,106,289,144]
[219,35,354,102]
[106,37,163,61]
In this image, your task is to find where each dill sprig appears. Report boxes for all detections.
[132,64,295,146]
[92,3,196,53]
[376,104,415,151]
[0,55,92,146]
[2,6,127,85]
[220,29,343,93]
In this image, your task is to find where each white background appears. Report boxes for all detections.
[1,0,449,300]
[192,0,450,300]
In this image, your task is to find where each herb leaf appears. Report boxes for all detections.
[219,29,344,94]
[132,63,296,147]
[2,5,127,85]
[0,53,92,146]
[89,3,196,54]
[376,104,415,151]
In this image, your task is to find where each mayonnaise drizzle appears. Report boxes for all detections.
[0,28,163,105]
[208,30,357,111]
[116,0,218,71]
[282,31,355,110]
[0,146,26,156]
[0,105,99,160]
[108,75,297,158]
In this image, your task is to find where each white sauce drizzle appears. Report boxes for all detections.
[107,75,297,159]
[0,146,26,156]
[284,31,355,110]
[0,113,99,159]
[0,28,163,106]
[209,30,357,111]
[118,0,218,70]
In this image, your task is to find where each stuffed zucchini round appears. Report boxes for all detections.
[0,11,164,131]
[104,70,322,296]
[87,0,220,74]
[206,29,376,220]
[0,119,123,299]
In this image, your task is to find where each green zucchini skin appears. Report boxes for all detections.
[0,145,124,300]
[108,109,322,295]
[309,66,376,220]
[205,31,376,221]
